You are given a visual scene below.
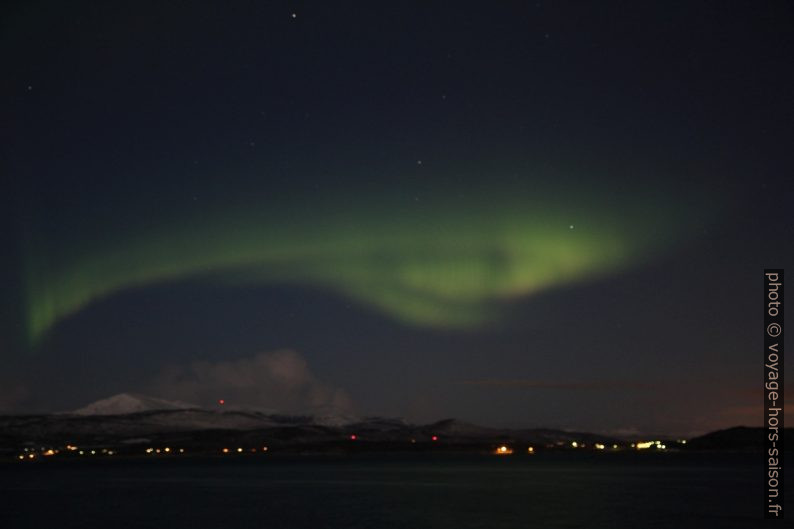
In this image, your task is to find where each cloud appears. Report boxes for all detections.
[147,350,353,415]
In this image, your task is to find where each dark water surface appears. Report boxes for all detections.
[2,452,791,528]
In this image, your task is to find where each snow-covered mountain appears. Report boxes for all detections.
[0,395,633,452]
[71,393,199,415]
[0,394,629,453]
[51,393,362,434]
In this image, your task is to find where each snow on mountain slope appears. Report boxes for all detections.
[71,393,199,415]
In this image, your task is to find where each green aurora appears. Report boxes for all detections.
[21,179,691,345]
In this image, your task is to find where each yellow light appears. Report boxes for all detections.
[90,450,96,455]
[28,454,35,459]
[164,447,171,453]
[571,441,578,448]
[222,448,229,453]
[107,451,115,455]
[527,446,535,453]
[179,448,185,453]
[495,445,513,455]
[636,441,654,450]
[66,445,78,451]
[237,448,243,453]
[595,443,605,450]
[43,449,56,456]
[262,446,268,451]
[155,449,161,454]
[18,455,24,460]
[612,444,619,449]
[79,451,84,455]
[146,448,154,454]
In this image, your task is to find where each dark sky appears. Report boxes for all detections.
[3,1,793,436]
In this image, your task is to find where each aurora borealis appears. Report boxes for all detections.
[22,179,687,344]
[4,0,793,436]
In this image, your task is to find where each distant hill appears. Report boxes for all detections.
[0,408,620,456]
[2,394,786,457]
[686,426,793,451]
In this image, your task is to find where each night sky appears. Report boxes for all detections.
[3,1,793,436]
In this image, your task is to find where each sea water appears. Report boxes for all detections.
[2,452,790,528]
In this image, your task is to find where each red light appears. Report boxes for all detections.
[432,436,438,441]
[218,399,225,405]
[350,434,357,440]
